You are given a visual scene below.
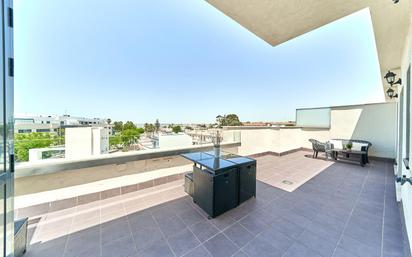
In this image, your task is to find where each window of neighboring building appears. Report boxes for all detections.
[46,121,50,124]
[36,129,50,133]
[18,129,31,133]
[15,118,34,124]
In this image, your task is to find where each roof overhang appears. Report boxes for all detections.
[206,0,411,83]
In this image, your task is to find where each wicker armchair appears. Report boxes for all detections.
[309,139,330,159]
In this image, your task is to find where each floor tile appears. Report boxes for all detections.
[137,239,174,257]
[333,247,359,257]
[179,208,206,226]
[257,226,294,253]
[298,230,336,257]
[157,215,187,238]
[210,213,236,230]
[223,223,254,248]
[232,251,249,257]
[242,237,282,257]
[132,225,164,251]
[183,245,212,257]
[271,216,305,239]
[167,228,200,256]
[239,215,267,236]
[190,221,219,243]
[101,217,132,245]
[102,235,137,257]
[203,233,238,257]
[338,234,381,257]
[283,242,322,257]
[128,211,157,230]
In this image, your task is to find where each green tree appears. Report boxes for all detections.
[109,135,122,148]
[185,126,193,130]
[217,114,242,127]
[225,114,242,126]
[121,129,141,149]
[113,121,124,132]
[216,115,223,125]
[172,125,182,134]
[15,133,62,162]
[144,123,155,134]
[123,121,137,130]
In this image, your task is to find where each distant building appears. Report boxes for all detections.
[15,114,112,134]
[141,133,193,149]
[242,121,296,127]
[65,127,109,159]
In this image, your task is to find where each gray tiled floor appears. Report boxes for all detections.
[24,152,408,257]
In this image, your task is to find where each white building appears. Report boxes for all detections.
[15,114,111,134]
[65,127,109,159]
[140,133,193,149]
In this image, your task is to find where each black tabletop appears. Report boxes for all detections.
[181,151,255,172]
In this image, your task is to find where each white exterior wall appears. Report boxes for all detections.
[235,129,277,156]
[231,102,397,158]
[398,11,412,254]
[65,128,94,159]
[330,103,397,158]
[92,128,109,155]
[65,127,109,159]
[277,128,302,153]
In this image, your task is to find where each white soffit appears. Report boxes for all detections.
[206,0,411,73]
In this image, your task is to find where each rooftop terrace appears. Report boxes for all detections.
[22,151,407,257]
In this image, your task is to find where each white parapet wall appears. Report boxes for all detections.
[226,102,397,159]
[15,142,240,197]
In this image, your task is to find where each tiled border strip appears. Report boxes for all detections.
[247,147,310,158]
[18,172,186,220]
[248,147,395,163]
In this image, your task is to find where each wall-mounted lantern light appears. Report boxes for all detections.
[384,70,401,99]
[386,88,398,99]
[384,70,402,86]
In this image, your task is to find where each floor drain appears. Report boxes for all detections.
[282,180,293,185]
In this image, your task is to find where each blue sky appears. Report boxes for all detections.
[15,0,384,123]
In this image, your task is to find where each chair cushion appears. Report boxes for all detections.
[352,142,368,151]
[329,140,343,150]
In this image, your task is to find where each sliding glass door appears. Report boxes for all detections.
[0,0,13,256]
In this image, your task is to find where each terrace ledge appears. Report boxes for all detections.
[15,141,241,178]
